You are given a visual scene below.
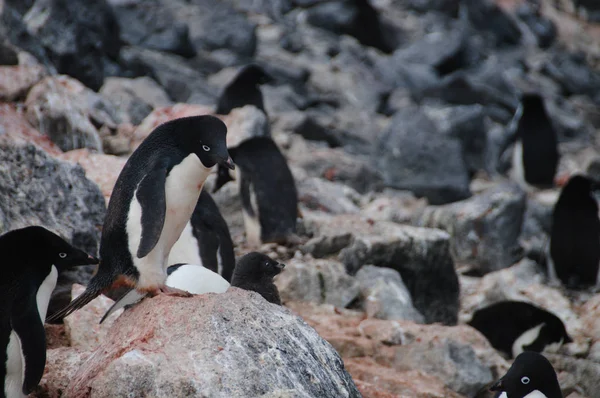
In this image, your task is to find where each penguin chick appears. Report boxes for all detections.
[213,137,299,247]
[0,226,98,398]
[100,263,231,323]
[230,252,285,305]
[549,175,600,289]
[215,64,273,116]
[47,115,233,322]
[509,93,559,189]
[468,301,571,358]
[168,190,236,282]
[490,351,562,398]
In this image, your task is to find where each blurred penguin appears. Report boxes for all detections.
[215,64,273,116]
[549,175,600,289]
[213,136,299,247]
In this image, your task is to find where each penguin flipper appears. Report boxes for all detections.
[100,288,147,324]
[45,285,103,322]
[136,166,167,258]
[12,288,46,394]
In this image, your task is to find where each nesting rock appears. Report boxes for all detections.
[418,181,527,274]
[65,290,361,398]
[302,213,459,325]
[276,258,360,308]
[25,75,119,152]
[0,138,105,316]
[355,265,424,323]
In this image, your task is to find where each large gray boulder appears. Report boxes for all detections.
[372,106,471,205]
[0,138,105,317]
[418,181,526,275]
[64,290,361,398]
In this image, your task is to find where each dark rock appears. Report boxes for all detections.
[372,106,471,205]
[112,0,196,57]
[401,0,459,16]
[0,138,105,318]
[23,0,121,90]
[118,46,217,103]
[542,51,600,98]
[0,40,19,66]
[170,0,257,58]
[418,182,527,275]
[302,213,459,325]
[304,0,397,53]
[464,0,522,47]
[515,3,557,49]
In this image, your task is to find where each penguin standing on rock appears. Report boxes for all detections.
[48,115,234,322]
[168,190,236,282]
[490,351,562,398]
[215,64,273,116]
[213,136,299,247]
[101,252,284,321]
[0,226,98,398]
[549,175,600,289]
[507,93,560,190]
[467,301,571,359]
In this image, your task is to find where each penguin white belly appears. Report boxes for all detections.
[166,264,230,294]
[167,222,203,266]
[127,154,212,290]
[238,174,261,247]
[5,332,26,398]
[523,391,548,398]
[511,141,527,187]
[512,323,544,358]
[36,265,58,321]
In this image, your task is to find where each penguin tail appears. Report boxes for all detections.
[100,288,147,324]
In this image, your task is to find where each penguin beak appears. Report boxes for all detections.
[84,255,100,265]
[220,156,235,170]
[489,380,503,392]
[276,262,285,270]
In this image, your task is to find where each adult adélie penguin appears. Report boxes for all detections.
[47,115,234,322]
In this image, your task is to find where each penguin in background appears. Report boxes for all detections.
[213,136,299,247]
[47,115,234,322]
[490,351,562,398]
[168,190,236,282]
[548,175,600,289]
[503,93,559,190]
[215,64,273,116]
[101,252,284,322]
[467,301,571,359]
[0,226,98,398]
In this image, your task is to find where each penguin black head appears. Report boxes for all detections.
[1,226,99,272]
[165,115,234,170]
[520,93,545,111]
[231,64,273,87]
[560,175,598,197]
[231,252,284,305]
[490,351,562,398]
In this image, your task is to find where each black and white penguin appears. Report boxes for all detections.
[47,115,233,322]
[101,252,284,321]
[168,190,236,282]
[0,226,98,398]
[231,252,284,305]
[100,262,231,323]
[549,175,600,289]
[467,301,571,358]
[509,93,559,190]
[213,136,299,246]
[215,64,272,116]
[490,351,562,398]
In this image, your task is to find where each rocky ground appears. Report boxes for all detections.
[0,0,599,397]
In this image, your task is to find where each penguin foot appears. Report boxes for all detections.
[148,285,193,298]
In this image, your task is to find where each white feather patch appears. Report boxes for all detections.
[5,332,26,398]
[168,222,202,266]
[512,323,545,358]
[166,264,230,294]
[36,265,58,322]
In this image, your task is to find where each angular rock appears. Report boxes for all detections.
[0,64,46,101]
[418,182,527,274]
[118,46,218,104]
[112,0,195,57]
[220,105,270,147]
[464,0,522,46]
[355,265,424,323]
[276,258,361,308]
[302,213,459,325]
[0,103,62,156]
[296,178,363,214]
[372,106,471,205]
[23,0,121,90]
[37,348,91,398]
[361,192,428,225]
[25,75,120,152]
[515,2,557,48]
[0,138,105,317]
[99,76,172,125]
[65,290,361,398]
[546,354,600,398]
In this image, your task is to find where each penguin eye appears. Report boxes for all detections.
[59,253,67,258]
[521,376,530,385]
[202,145,210,152]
